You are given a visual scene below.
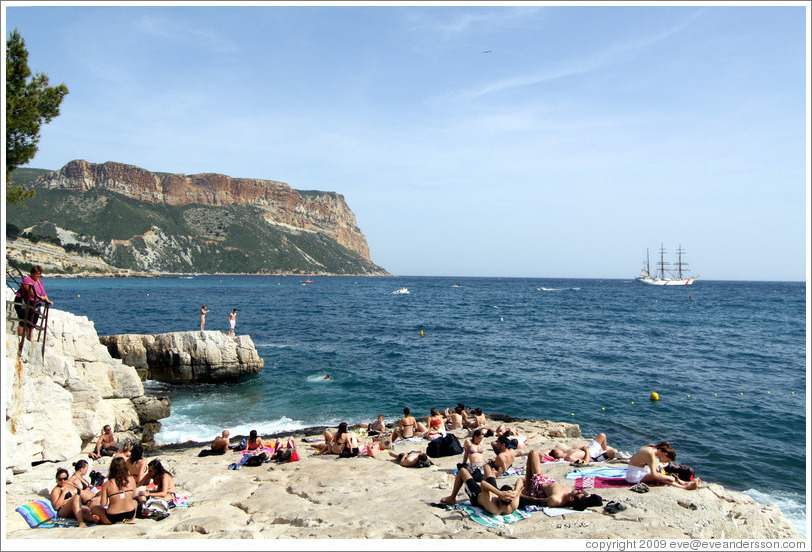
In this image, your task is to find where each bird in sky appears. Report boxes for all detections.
[482,50,492,53]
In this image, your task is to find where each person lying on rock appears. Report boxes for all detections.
[211,430,230,454]
[625,441,701,490]
[89,425,118,459]
[137,460,176,502]
[50,468,98,527]
[439,464,523,515]
[546,433,618,464]
[492,426,538,450]
[113,441,133,460]
[389,449,432,468]
[520,450,602,510]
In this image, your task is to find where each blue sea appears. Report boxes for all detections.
[42,276,807,536]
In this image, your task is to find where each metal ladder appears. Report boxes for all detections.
[5,257,49,359]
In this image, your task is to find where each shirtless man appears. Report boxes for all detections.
[211,430,230,454]
[389,450,432,468]
[358,414,387,435]
[547,433,617,464]
[228,309,238,337]
[89,425,117,459]
[520,450,601,510]
[439,464,523,515]
[391,408,427,442]
[445,407,464,430]
[488,434,530,476]
[626,441,701,490]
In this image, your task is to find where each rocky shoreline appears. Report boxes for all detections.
[3,302,803,541]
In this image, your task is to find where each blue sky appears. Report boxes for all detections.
[4,2,809,281]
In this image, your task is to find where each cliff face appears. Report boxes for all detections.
[39,159,371,260]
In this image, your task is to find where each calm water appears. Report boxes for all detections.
[41,276,807,535]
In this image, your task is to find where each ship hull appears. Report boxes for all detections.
[636,277,696,286]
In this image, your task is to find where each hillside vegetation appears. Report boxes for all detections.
[6,169,389,276]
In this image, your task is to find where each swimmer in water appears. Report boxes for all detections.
[323,373,330,380]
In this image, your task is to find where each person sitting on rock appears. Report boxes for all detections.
[312,422,359,456]
[487,434,530,476]
[91,457,137,524]
[466,408,494,434]
[113,441,133,460]
[125,443,147,484]
[546,433,618,464]
[444,406,465,430]
[439,464,523,515]
[625,441,701,490]
[391,407,427,442]
[357,414,387,436]
[422,408,446,440]
[50,468,98,527]
[389,449,432,468]
[211,430,230,454]
[520,450,602,509]
[89,425,118,459]
[247,429,264,451]
[137,459,176,502]
[67,460,101,508]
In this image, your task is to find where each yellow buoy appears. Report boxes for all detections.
[601,407,605,411]
[740,392,744,396]
[714,393,717,397]
[77,294,80,297]
[420,330,424,336]
[650,392,659,401]
[791,392,795,395]
[687,395,691,399]
[767,391,771,394]
[630,401,635,405]
[571,413,575,416]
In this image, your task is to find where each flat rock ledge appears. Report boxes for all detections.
[3,417,802,540]
[99,331,264,383]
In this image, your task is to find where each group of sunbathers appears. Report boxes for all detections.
[51,425,178,527]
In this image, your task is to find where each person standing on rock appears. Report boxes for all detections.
[200,305,210,331]
[228,309,238,337]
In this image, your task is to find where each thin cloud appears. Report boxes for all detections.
[135,13,238,54]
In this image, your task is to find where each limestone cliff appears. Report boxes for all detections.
[4,290,170,478]
[38,159,372,260]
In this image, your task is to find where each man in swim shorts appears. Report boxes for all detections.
[520,450,602,510]
[548,433,617,464]
[228,309,238,337]
[90,425,118,459]
[440,464,523,515]
[211,430,230,454]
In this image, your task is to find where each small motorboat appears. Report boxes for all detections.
[393,287,410,294]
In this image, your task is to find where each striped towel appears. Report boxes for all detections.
[15,500,78,528]
[566,467,627,480]
[445,501,533,527]
[500,466,526,478]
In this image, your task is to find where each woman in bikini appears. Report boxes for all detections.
[200,305,210,331]
[113,441,133,460]
[137,460,176,501]
[391,407,426,442]
[67,460,100,508]
[423,408,445,439]
[461,429,488,475]
[247,430,264,451]
[91,457,138,524]
[125,443,147,484]
[445,406,464,430]
[626,442,701,490]
[50,468,98,527]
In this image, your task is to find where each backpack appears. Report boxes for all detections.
[664,462,695,481]
[426,433,463,458]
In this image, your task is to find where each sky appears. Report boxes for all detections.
[3,1,809,281]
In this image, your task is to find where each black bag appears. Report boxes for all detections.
[89,470,105,487]
[664,462,695,481]
[245,452,268,466]
[426,434,463,458]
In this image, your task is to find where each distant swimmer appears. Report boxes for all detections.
[323,373,330,381]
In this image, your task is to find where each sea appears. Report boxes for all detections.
[41,275,808,536]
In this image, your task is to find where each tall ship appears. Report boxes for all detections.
[636,244,698,286]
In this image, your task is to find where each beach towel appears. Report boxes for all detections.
[542,454,567,463]
[393,437,427,446]
[444,501,533,527]
[566,467,627,480]
[572,477,663,490]
[15,500,78,528]
[539,506,595,517]
[500,466,526,478]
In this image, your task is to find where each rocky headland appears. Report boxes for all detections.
[100,331,264,383]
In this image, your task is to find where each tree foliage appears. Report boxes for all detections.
[6,27,68,202]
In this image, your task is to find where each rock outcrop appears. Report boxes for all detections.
[99,331,264,383]
[38,159,372,261]
[4,290,171,480]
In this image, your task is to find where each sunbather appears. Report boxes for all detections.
[247,430,264,451]
[626,442,701,490]
[50,468,98,527]
[520,450,602,509]
[439,464,524,515]
[125,443,147,483]
[89,425,118,459]
[445,406,465,430]
[137,460,176,501]
[391,407,427,442]
[389,450,432,468]
[90,457,137,525]
[461,429,488,475]
[312,422,358,456]
[547,433,617,464]
[488,434,530,476]
[423,408,446,439]
[67,460,100,507]
[211,430,230,454]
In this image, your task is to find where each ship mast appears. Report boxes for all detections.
[657,244,670,279]
[675,244,689,279]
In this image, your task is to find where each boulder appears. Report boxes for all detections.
[101,330,264,383]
